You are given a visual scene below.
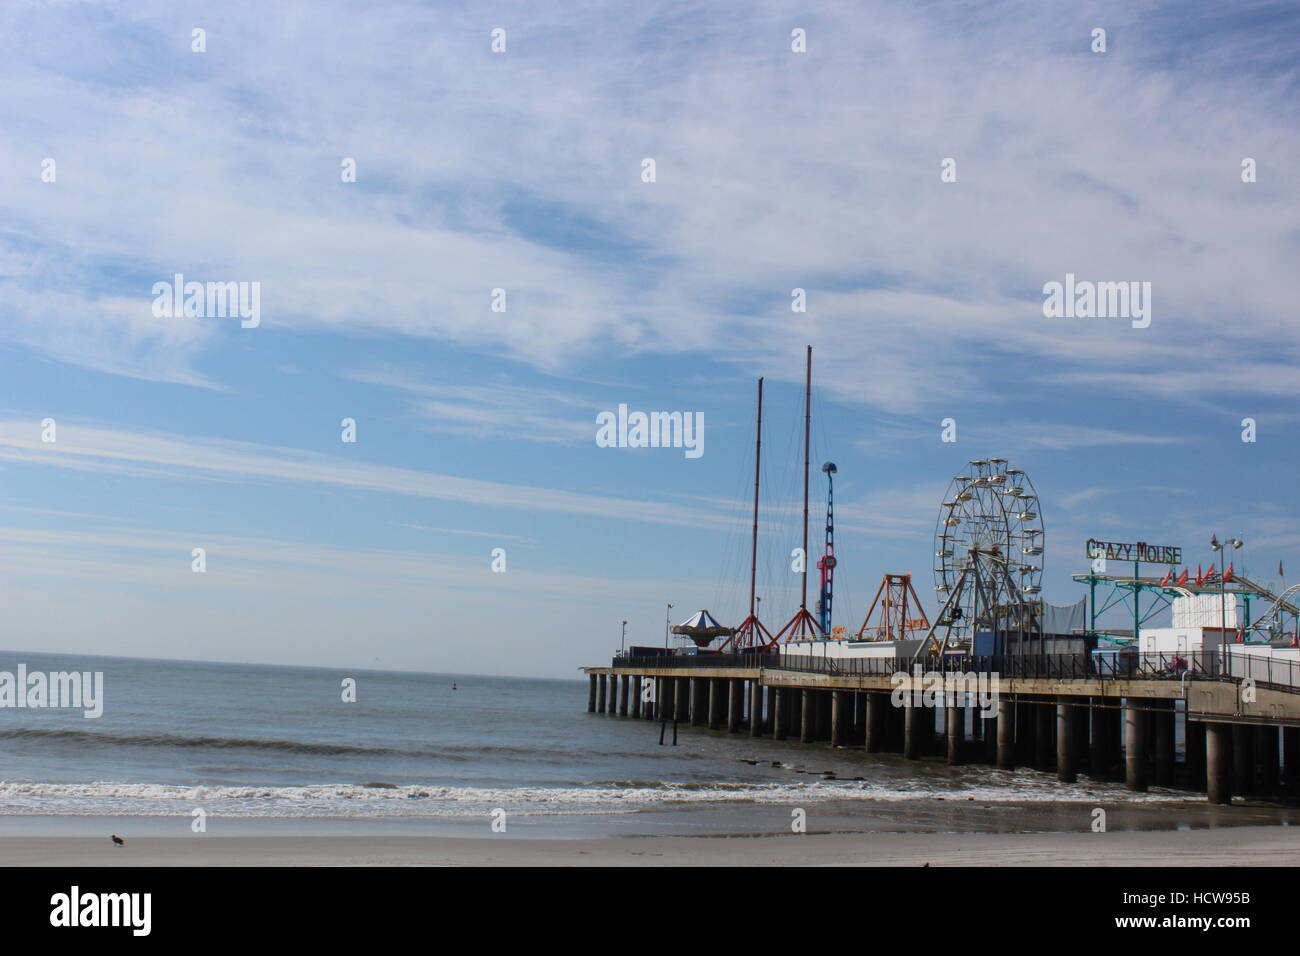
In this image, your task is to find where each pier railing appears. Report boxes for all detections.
[610,649,1300,694]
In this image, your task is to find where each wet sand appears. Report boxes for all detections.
[4,800,1300,865]
[5,824,1300,866]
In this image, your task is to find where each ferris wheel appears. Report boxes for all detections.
[931,458,1044,648]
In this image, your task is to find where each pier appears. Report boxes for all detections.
[583,650,1300,804]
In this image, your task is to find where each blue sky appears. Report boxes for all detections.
[1,0,1298,677]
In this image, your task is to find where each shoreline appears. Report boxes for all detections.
[6,823,1300,866]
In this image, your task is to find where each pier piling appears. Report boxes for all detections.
[946,703,962,765]
[727,679,742,733]
[1206,722,1232,805]
[801,689,815,743]
[750,682,764,737]
[1232,724,1255,796]
[904,703,922,760]
[997,699,1015,769]
[587,675,597,713]
[1155,701,1175,786]
[1125,701,1149,792]
[1185,717,1205,787]
[1056,698,1077,783]
[1258,725,1280,790]
[1285,727,1300,791]
[865,693,885,753]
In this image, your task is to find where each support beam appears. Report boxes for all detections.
[1286,727,1300,792]
[801,689,815,743]
[1206,722,1232,805]
[587,675,597,713]
[997,698,1015,769]
[831,691,846,747]
[774,687,788,740]
[1125,700,1149,792]
[1089,697,1109,777]
[707,679,722,730]
[619,675,629,716]
[1258,725,1280,790]
[865,693,885,753]
[727,679,743,733]
[631,676,643,719]
[597,674,607,714]
[1056,698,1077,783]
[904,703,922,760]
[689,678,705,726]
[1232,724,1255,796]
[750,681,764,737]
[1185,718,1205,788]
[1035,698,1054,770]
[1155,701,1175,786]
[946,702,963,765]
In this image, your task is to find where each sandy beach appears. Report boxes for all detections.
[5,822,1300,866]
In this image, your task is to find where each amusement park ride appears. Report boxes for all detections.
[674,347,1295,657]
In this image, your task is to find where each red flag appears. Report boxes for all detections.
[1223,563,1234,583]
[1158,569,1172,587]
[1195,565,1203,586]
[1176,569,1189,586]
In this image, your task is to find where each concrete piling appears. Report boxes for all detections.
[1056,698,1077,783]
[1125,700,1149,792]
[773,687,788,740]
[1206,722,1232,805]
[997,699,1015,770]
[1155,701,1175,786]
[708,679,722,729]
[750,681,764,737]
[1285,727,1300,792]
[1258,725,1280,790]
[597,674,607,714]
[1232,724,1255,796]
[1035,698,1054,771]
[587,675,597,713]
[1088,698,1106,776]
[631,676,643,719]
[1185,718,1205,787]
[831,691,846,747]
[946,702,962,765]
[727,680,743,733]
[904,703,922,760]
[801,689,815,743]
[865,693,885,753]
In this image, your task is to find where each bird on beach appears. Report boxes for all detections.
[110,834,124,846]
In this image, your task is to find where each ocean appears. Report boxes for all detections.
[0,651,1285,836]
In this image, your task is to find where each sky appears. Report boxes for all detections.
[0,0,1298,678]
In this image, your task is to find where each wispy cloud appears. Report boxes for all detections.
[0,420,727,529]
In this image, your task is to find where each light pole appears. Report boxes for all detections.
[621,620,627,655]
[1211,534,1243,644]
[664,603,673,649]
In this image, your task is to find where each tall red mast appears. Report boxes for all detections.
[722,377,772,650]
[776,345,824,642]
